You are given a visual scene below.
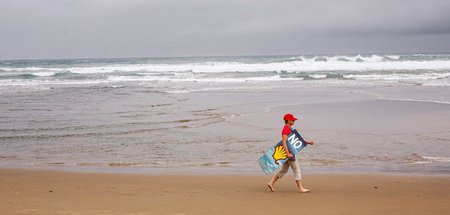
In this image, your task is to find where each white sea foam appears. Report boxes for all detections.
[1,54,450,90]
[2,58,450,75]
[135,59,449,73]
[0,79,110,87]
[0,67,61,72]
[32,72,56,77]
[385,55,401,60]
[308,74,327,79]
[345,72,450,81]
[423,156,450,163]
[107,74,291,83]
[379,97,450,105]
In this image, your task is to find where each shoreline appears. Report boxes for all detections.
[2,166,450,177]
[1,168,449,215]
[2,164,450,177]
[2,165,450,180]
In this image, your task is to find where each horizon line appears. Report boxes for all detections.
[1,51,450,62]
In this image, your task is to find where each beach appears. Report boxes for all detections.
[1,168,449,215]
[1,55,450,214]
[2,0,450,213]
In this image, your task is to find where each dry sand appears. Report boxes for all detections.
[1,168,449,215]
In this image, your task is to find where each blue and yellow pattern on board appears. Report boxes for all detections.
[258,129,308,175]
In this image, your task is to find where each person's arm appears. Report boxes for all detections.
[306,140,314,145]
[282,134,294,158]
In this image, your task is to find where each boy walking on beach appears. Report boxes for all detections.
[267,113,314,193]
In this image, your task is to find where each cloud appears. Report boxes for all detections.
[0,0,449,59]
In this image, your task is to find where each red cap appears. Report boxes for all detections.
[283,113,298,121]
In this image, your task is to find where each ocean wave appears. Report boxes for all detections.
[1,71,449,87]
[411,156,450,164]
[1,55,450,75]
[345,72,450,81]
[423,156,450,163]
[0,70,109,81]
[1,54,450,88]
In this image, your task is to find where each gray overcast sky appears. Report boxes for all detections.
[1,0,450,60]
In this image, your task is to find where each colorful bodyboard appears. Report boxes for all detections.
[258,129,307,175]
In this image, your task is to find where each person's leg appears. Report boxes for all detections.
[289,159,309,193]
[295,180,309,193]
[267,175,278,192]
[267,162,289,192]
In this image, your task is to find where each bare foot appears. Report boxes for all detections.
[298,188,310,193]
[267,184,276,192]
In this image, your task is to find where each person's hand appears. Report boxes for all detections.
[308,140,314,145]
[287,153,295,161]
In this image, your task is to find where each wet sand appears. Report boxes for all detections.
[1,84,449,173]
[1,168,449,215]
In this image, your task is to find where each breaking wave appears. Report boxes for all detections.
[1,53,450,88]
